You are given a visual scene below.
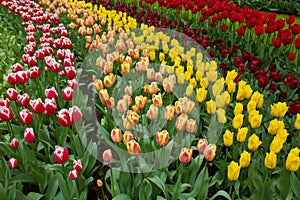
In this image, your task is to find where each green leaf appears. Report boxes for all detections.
[112,193,132,200]
[27,192,44,200]
[148,176,168,198]
[291,172,300,199]
[45,175,59,200]
[208,190,231,200]
[279,169,291,199]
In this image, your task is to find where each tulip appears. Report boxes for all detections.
[223,130,234,147]
[126,140,141,156]
[247,100,257,113]
[271,102,288,118]
[227,161,241,181]
[152,93,163,107]
[29,98,45,113]
[286,148,300,172]
[111,128,122,143]
[175,113,188,131]
[216,109,227,124]
[19,109,33,125]
[206,68,217,82]
[156,130,169,146]
[135,95,147,109]
[0,105,14,121]
[215,93,226,108]
[8,158,18,169]
[57,109,74,127]
[103,73,115,88]
[103,149,113,163]
[203,144,216,161]
[62,87,74,100]
[232,114,244,129]
[269,138,284,154]
[186,119,197,133]
[45,98,57,114]
[147,68,155,80]
[295,114,300,130]
[147,104,159,120]
[186,84,193,97]
[237,127,248,143]
[197,138,208,153]
[268,119,285,135]
[24,128,36,143]
[9,138,19,148]
[69,106,82,122]
[73,160,83,171]
[54,146,69,164]
[65,66,76,80]
[179,148,193,163]
[239,150,251,168]
[99,89,110,105]
[250,92,264,108]
[206,100,216,115]
[6,88,18,101]
[93,79,103,92]
[124,85,133,96]
[264,151,277,169]
[149,82,158,94]
[16,71,29,84]
[164,105,175,121]
[17,93,30,106]
[196,87,207,103]
[249,113,263,129]
[227,81,236,94]
[126,110,139,125]
[123,131,134,145]
[248,134,262,151]
[69,169,78,180]
[274,129,289,143]
[45,87,58,99]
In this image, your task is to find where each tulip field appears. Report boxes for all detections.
[0,0,300,199]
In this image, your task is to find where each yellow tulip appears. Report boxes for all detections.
[186,84,194,97]
[251,91,264,108]
[248,134,262,151]
[295,114,300,130]
[269,138,284,154]
[225,70,238,84]
[227,161,241,181]
[249,113,263,128]
[268,119,285,135]
[232,114,244,129]
[212,79,224,97]
[227,81,236,94]
[247,100,257,113]
[243,85,253,99]
[237,127,248,143]
[234,103,243,115]
[200,77,208,88]
[196,87,207,103]
[274,129,289,143]
[224,91,230,105]
[271,102,289,118]
[223,130,234,147]
[264,151,277,169]
[206,68,218,82]
[216,108,227,124]
[239,150,251,168]
[286,148,300,172]
[195,70,203,81]
[216,93,226,108]
[206,100,216,115]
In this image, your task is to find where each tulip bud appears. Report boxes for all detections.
[54,146,69,164]
[197,138,208,153]
[69,106,82,122]
[111,128,122,143]
[24,128,36,143]
[175,113,188,131]
[107,97,115,109]
[6,88,18,101]
[103,73,115,88]
[227,161,241,181]
[203,144,217,161]
[73,160,83,171]
[239,150,251,168]
[179,148,193,163]
[152,93,163,107]
[9,138,19,148]
[30,98,45,113]
[123,131,134,145]
[264,151,277,169]
[8,158,18,169]
[45,87,58,99]
[103,149,113,163]
[17,93,30,106]
[186,119,197,133]
[147,104,159,120]
[156,130,169,146]
[19,109,33,125]
[69,169,78,180]
[62,87,74,100]
[126,140,141,156]
[57,109,74,127]
[99,89,109,105]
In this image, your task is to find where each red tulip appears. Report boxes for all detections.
[24,127,36,143]
[28,66,40,79]
[10,138,19,148]
[11,63,23,72]
[272,38,281,48]
[254,25,264,36]
[45,87,58,99]
[0,106,14,121]
[6,88,18,101]
[69,169,78,180]
[44,98,57,114]
[15,71,29,84]
[62,87,74,100]
[179,148,193,163]
[19,109,33,125]
[8,158,18,169]
[54,146,69,164]
[288,53,296,61]
[57,109,74,127]
[73,160,83,171]
[30,98,45,113]
[295,36,300,49]
[7,73,17,85]
[286,15,295,25]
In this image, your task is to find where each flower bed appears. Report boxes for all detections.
[0,0,299,199]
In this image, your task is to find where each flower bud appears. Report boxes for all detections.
[123,131,134,145]
[19,109,33,125]
[62,87,74,100]
[73,160,83,171]
[111,128,122,143]
[248,134,262,151]
[69,169,78,180]
[156,130,169,146]
[54,146,69,164]
[126,140,141,156]
[24,128,36,143]
[147,104,159,120]
[197,138,208,153]
[203,144,216,161]
[17,93,30,106]
[8,158,18,169]
[9,138,19,148]
[6,88,18,101]
[103,149,113,163]
[179,148,193,163]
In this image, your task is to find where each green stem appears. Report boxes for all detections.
[110,168,115,196]
[6,121,14,138]
[62,164,72,200]
[172,163,184,200]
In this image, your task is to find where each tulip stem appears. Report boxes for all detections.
[6,121,14,138]
[172,163,184,200]
[110,168,115,196]
[62,164,72,200]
